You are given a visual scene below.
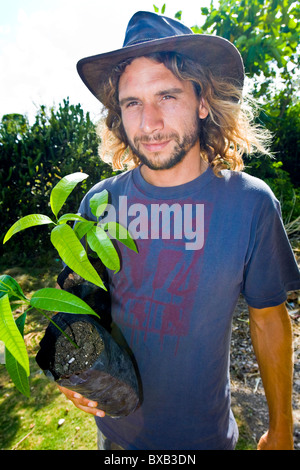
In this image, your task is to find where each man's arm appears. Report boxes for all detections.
[248,302,294,450]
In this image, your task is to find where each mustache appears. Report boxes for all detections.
[133,133,179,145]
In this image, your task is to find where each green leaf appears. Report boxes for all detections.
[50,172,89,218]
[201,7,209,15]
[3,214,54,244]
[89,190,108,218]
[87,226,120,272]
[104,222,138,253]
[5,312,30,397]
[50,224,106,289]
[235,34,247,48]
[5,351,30,396]
[30,288,99,317]
[288,17,297,30]
[57,213,87,224]
[73,220,95,241]
[0,294,30,376]
[13,311,27,334]
[0,275,27,301]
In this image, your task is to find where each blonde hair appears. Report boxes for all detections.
[97,52,272,176]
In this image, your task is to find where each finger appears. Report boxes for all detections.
[57,385,86,402]
[75,403,106,418]
[57,385,105,417]
[73,392,98,408]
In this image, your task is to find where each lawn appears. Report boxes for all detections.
[0,257,98,450]
[0,364,97,450]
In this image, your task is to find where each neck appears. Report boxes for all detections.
[140,152,208,188]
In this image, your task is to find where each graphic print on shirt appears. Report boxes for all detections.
[110,197,213,356]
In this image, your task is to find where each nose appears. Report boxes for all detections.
[140,103,164,135]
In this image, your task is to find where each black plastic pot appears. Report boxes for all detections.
[35,261,141,418]
[36,313,141,417]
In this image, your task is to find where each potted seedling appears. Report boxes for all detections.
[0,172,141,417]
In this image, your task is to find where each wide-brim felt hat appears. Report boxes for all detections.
[77,11,245,105]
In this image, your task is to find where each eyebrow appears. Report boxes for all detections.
[119,88,184,107]
[156,88,184,97]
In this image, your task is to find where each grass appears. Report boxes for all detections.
[233,413,257,450]
[0,257,98,450]
[0,365,97,450]
[0,257,257,450]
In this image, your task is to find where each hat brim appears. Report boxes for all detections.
[77,34,244,105]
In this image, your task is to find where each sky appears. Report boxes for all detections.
[0,0,212,124]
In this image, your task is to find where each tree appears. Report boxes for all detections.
[193,0,299,103]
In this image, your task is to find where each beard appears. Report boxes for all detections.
[127,113,201,171]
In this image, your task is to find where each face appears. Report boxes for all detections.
[118,57,208,171]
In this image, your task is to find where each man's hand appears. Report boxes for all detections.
[57,385,106,418]
[257,430,294,450]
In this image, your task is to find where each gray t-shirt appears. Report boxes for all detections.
[78,165,300,450]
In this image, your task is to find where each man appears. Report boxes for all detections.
[58,11,300,450]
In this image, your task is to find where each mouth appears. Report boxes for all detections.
[140,140,171,153]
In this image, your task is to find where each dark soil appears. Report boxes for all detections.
[36,311,141,418]
[53,321,105,378]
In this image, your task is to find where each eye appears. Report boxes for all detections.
[162,95,175,101]
[126,100,140,108]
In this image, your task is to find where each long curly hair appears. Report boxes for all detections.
[97,51,272,176]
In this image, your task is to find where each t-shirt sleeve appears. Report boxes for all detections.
[241,191,300,308]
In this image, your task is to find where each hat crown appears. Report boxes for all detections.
[123,11,193,47]
[77,11,245,103]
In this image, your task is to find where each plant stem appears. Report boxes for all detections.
[37,309,80,349]
[23,303,80,349]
